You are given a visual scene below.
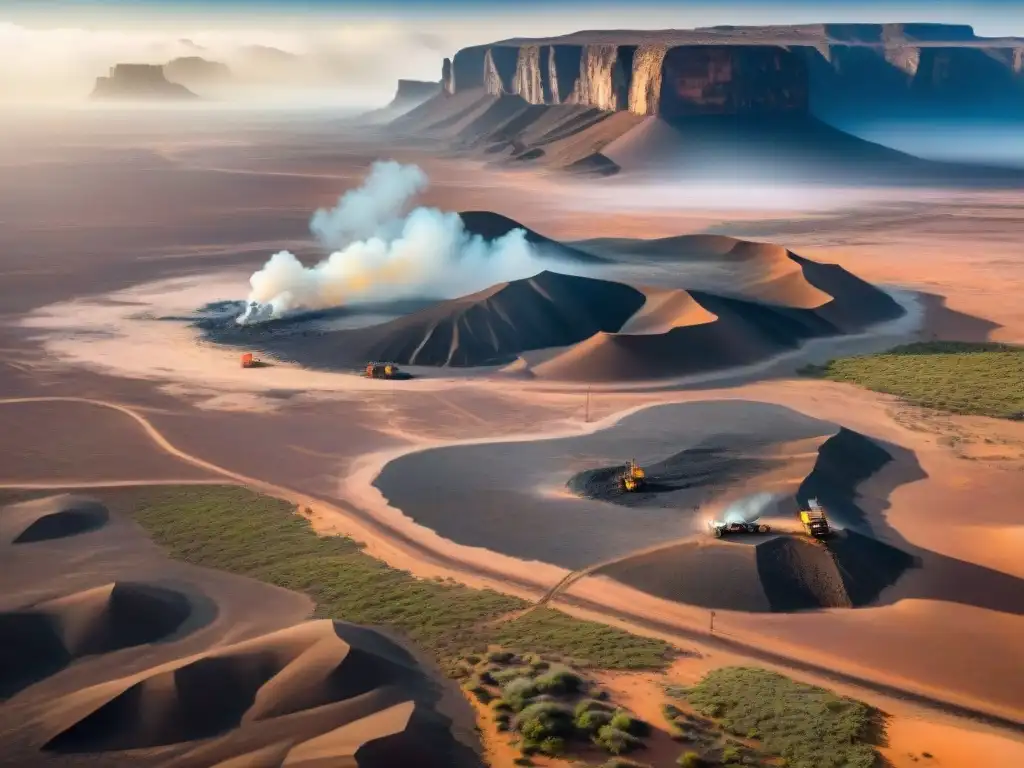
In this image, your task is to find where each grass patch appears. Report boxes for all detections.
[679,666,879,768]
[129,486,670,669]
[800,341,1024,420]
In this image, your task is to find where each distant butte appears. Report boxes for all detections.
[90,64,199,101]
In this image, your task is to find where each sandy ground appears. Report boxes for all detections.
[2,110,1023,765]
[0,486,481,767]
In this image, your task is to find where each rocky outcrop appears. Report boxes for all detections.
[393,79,441,105]
[628,45,667,115]
[163,56,231,89]
[90,64,198,100]
[443,24,1024,121]
[442,58,453,94]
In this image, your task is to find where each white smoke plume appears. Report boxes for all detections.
[238,160,559,324]
[721,492,779,524]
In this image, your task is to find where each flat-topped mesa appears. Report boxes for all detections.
[91,63,198,100]
[444,24,1024,119]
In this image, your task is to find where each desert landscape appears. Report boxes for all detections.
[2,8,1024,768]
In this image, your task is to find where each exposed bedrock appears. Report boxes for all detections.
[445,26,1024,119]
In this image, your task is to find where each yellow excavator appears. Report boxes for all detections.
[799,498,832,538]
[619,459,646,492]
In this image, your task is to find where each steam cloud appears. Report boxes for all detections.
[720,492,779,524]
[239,160,555,324]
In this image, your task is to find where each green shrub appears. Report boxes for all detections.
[662,702,682,721]
[677,752,703,767]
[539,736,567,756]
[576,709,614,734]
[576,698,615,718]
[595,725,643,755]
[126,486,672,671]
[722,746,741,763]
[487,649,518,663]
[512,758,532,767]
[610,710,651,737]
[601,760,653,768]
[492,666,536,684]
[502,677,539,712]
[684,667,878,768]
[533,665,585,695]
[802,342,1024,420]
[514,701,575,742]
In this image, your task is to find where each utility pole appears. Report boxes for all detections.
[585,388,591,423]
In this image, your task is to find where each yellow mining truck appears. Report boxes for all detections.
[799,498,832,538]
[364,362,400,379]
[619,459,646,492]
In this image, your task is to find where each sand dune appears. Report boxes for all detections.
[531,251,904,382]
[0,582,191,699]
[1,494,110,544]
[209,230,903,383]
[253,271,646,369]
[596,531,917,613]
[43,619,476,767]
[457,210,607,264]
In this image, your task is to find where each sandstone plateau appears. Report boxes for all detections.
[441,24,1024,121]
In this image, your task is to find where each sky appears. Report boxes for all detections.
[3,0,1023,106]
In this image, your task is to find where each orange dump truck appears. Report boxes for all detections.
[241,353,256,368]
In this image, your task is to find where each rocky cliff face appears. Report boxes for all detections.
[394,79,441,104]
[444,24,1024,121]
[90,64,198,100]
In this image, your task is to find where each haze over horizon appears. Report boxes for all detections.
[3,0,1024,107]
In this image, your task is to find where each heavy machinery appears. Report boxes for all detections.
[618,459,646,492]
[799,498,832,538]
[364,362,401,379]
[241,353,260,369]
[707,520,771,537]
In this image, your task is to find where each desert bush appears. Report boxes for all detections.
[502,676,540,712]
[576,709,614,734]
[486,649,518,663]
[801,342,1024,420]
[594,725,643,755]
[600,759,653,768]
[722,746,741,763]
[534,666,585,695]
[576,698,615,718]
[610,710,651,737]
[684,667,878,768]
[128,486,671,670]
[539,736,567,756]
[677,752,703,767]
[493,666,536,684]
[514,701,575,742]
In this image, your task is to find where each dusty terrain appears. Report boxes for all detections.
[1,108,1023,766]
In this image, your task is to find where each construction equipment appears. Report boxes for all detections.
[799,498,832,538]
[707,520,771,538]
[364,362,401,379]
[241,353,259,368]
[618,459,646,492]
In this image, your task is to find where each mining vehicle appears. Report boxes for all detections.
[241,353,259,368]
[799,498,832,538]
[618,459,646,492]
[364,362,401,379]
[707,520,771,538]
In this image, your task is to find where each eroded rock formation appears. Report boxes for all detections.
[90,64,198,100]
[442,24,1024,121]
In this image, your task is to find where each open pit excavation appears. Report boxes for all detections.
[200,182,910,384]
[373,399,1024,617]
